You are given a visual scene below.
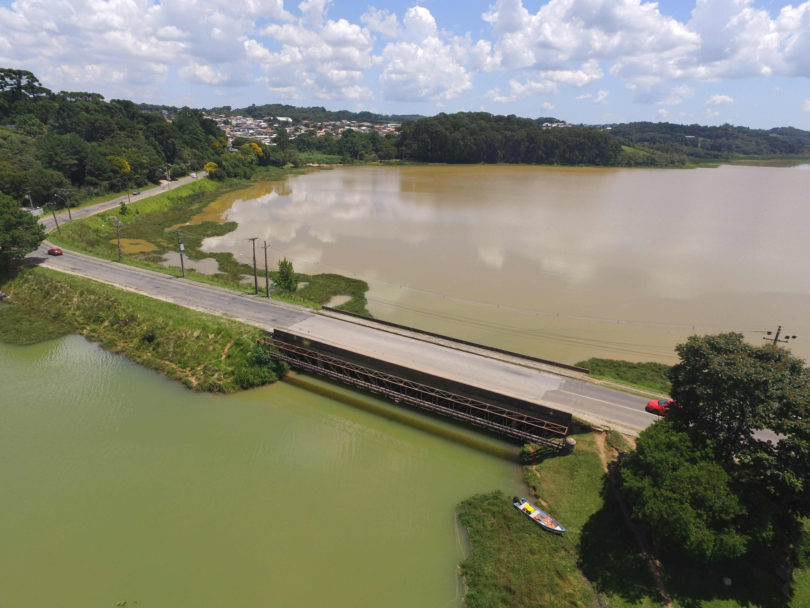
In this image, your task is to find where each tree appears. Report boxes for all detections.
[274,127,291,151]
[107,155,131,179]
[669,334,810,496]
[622,332,810,566]
[0,193,45,270]
[620,421,748,563]
[108,155,131,199]
[0,68,47,102]
[277,257,296,292]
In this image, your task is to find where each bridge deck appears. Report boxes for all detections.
[286,314,581,409]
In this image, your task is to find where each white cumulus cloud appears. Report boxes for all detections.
[707,94,734,105]
[254,10,376,101]
[1,0,810,118]
[378,7,472,102]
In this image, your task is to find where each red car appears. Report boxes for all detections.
[47,247,63,256]
[646,399,676,415]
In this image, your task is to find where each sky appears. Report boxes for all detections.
[1,0,810,128]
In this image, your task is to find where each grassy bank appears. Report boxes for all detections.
[576,357,671,394]
[457,429,808,607]
[458,432,658,608]
[0,267,285,392]
[47,168,370,316]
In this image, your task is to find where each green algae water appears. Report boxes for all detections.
[0,335,522,607]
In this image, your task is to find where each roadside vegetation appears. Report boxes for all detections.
[45,171,370,316]
[575,357,671,394]
[459,334,810,608]
[0,68,224,211]
[459,428,809,607]
[0,191,45,270]
[0,267,286,391]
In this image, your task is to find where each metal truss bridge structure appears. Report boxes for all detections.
[266,330,571,451]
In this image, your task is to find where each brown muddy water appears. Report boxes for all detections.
[195,164,810,365]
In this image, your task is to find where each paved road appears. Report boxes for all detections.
[39,173,206,231]
[31,182,663,435]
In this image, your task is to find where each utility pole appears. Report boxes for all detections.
[262,240,270,298]
[248,237,259,294]
[764,325,797,346]
[110,217,123,261]
[25,189,34,210]
[47,203,61,236]
[171,230,186,277]
[55,190,72,221]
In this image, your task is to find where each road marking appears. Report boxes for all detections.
[557,388,650,414]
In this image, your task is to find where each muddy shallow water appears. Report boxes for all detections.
[195,164,810,365]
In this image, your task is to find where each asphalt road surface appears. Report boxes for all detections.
[30,181,663,435]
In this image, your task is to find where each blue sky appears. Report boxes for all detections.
[1,0,809,128]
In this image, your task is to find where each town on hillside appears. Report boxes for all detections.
[204,113,402,147]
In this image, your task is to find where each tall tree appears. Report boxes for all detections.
[620,421,748,563]
[623,332,810,566]
[277,257,296,292]
[669,333,810,476]
[0,193,45,270]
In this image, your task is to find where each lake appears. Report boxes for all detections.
[0,336,521,606]
[198,164,810,365]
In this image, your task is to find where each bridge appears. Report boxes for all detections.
[268,328,574,450]
[34,244,659,440]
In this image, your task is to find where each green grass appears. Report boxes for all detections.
[576,357,672,394]
[72,186,141,209]
[458,430,806,607]
[457,490,598,608]
[792,568,810,608]
[458,433,661,608]
[0,267,285,392]
[295,152,344,164]
[46,172,371,315]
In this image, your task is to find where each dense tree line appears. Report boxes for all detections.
[0,68,223,208]
[224,110,810,168]
[145,102,810,169]
[610,121,810,159]
[397,112,624,165]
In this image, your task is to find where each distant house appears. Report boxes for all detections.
[275,116,293,124]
